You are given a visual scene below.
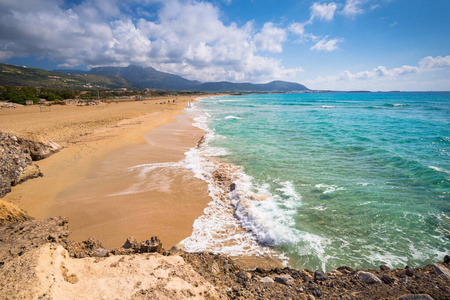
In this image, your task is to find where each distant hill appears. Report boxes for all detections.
[0,63,138,89]
[0,63,309,92]
[87,65,201,91]
[196,80,309,92]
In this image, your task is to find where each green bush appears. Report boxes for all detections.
[40,93,63,101]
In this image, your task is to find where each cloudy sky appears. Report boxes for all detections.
[0,0,449,91]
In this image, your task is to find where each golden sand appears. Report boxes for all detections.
[1,96,212,248]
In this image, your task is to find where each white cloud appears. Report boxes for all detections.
[253,22,287,53]
[288,22,305,37]
[304,55,450,91]
[310,37,342,51]
[342,0,364,16]
[310,2,337,21]
[419,55,450,69]
[0,0,302,82]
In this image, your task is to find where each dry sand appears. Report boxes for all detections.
[1,96,213,248]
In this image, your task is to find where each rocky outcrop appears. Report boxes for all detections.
[16,137,61,161]
[0,132,61,198]
[0,199,32,226]
[0,216,449,299]
[0,216,70,267]
[0,133,43,197]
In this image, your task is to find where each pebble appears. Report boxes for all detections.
[432,263,450,279]
[260,276,274,283]
[356,271,382,284]
[274,274,294,285]
[314,270,328,282]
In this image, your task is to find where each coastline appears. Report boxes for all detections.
[1,95,213,248]
[1,94,449,299]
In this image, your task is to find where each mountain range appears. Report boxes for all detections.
[0,63,309,92]
[57,65,310,92]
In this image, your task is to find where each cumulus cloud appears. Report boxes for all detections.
[0,0,301,82]
[342,0,364,16]
[304,55,450,90]
[310,37,342,51]
[310,2,337,21]
[253,22,287,53]
[419,55,450,69]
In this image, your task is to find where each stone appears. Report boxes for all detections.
[236,270,251,281]
[405,266,414,277]
[356,271,382,284]
[93,248,109,257]
[444,255,450,264]
[230,183,236,191]
[314,270,328,282]
[381,275,395,284]
[16,137,61,161]
[380,265,390,271]
[336,266,354,274]
[122,237,139,250]
[432,263,450,279]
[170,243,185,252]
[274,274,295,285]
[260,276,274,283]
[140,236,162,253]
[398,294,434,300]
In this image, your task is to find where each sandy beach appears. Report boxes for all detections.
[1,96,213,248]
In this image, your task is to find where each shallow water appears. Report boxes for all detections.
[182,92,450,271]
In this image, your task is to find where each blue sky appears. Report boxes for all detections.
[0,0,449,90]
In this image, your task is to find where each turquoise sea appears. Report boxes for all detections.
[182,92,450,271]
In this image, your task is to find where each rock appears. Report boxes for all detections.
[123,237,139,250]
[314,270,328,282]
[356,271,382,284]
[0,199,33,226]
[0,216,70,264]
[337,266,354,274]
[274,274,295,285]
[170,243,185,252]
[405,266,414,277]
[230,183,236,192]
[139,236,162,253]
[260,276,274,283]
[444,255,450,264]
[380,265,390,271]
[93,248,109,257]
[399,294,435,300]
[432,263,450,279]
[381,275,395,284]
[16,137,61,161]
[236,270,251,281]
[0,133,35,197]
[210,262,221,275]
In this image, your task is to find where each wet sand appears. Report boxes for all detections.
[2,97,212,248]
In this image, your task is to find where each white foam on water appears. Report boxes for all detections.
[224,115,242,120]
[429,165,450,175]
[181,101,330,268]
[321,105,335,109]
[315,183,345,194]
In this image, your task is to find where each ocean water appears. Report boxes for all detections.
[181,92,450,271]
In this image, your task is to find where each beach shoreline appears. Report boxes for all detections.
[1,95,215,248]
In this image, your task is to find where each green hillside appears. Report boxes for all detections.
[0,63,138,89]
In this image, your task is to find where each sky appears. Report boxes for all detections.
[0,0,449,91]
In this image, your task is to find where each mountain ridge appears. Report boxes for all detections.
[0,63,309,92]
[56,65,309,92]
